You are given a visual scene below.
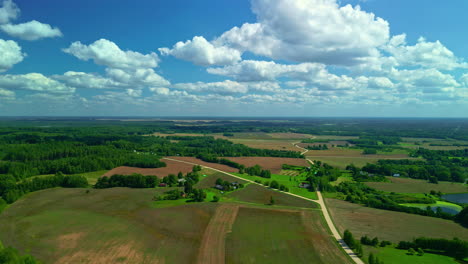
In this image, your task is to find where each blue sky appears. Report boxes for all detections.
[0,0,467,117]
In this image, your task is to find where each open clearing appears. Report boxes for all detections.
[326,198,468,242]
[364,246,459,264]
[224,157,309,174]
[225,207,352,264]
[0,188,217,264]
[365,177,468,194]
[103,159,195,178]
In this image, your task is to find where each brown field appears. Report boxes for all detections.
[102,159,194,178]
[229,138,300,151]
[326,198,468,242]
[224,157,309,174]
[164,157,239,173]
[196,204,239,264]
[365,177,468,194]
[227,184,318,208]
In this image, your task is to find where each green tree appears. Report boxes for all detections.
[407,248,416,255]
[270,196,275,205]
[417,248,424,256]
[212,195,219,202]
[368,253,376,264]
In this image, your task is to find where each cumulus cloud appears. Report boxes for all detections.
[105,68,169,87]
[214,0,389,65]
[0,87,14,99]
[0,73,75,93]
[0,0,18,24]
[386,35,466,70]
[52,71,124,90]
[159,36,241,66]
[390,68,459,93]
[0,38,24,72]
[172,80,248,95]
[64,39,159,69]
[1,20,62,40]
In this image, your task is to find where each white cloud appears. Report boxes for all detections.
[386,34,466,70]
[215,0,389,65]
[1,20,63,40]
[159,36,241,66]
[0,87,14,99]
[0,73,75,93]
[0,0,19,24]
[0,38,24,72]
[172,80,248,95]
[390,68,459,93]
[52,71,124,89]
[64,39,159,69]
[105,68,169,87]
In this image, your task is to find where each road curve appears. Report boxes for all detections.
[162,157,364,264]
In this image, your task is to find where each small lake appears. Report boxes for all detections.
[442,193,468,204]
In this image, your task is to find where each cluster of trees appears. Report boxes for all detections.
[154,188,206,202]
[302,161,340,193]
[0,173,88,204]
[360,235,391,248]
[0,240,40,264]
[455,207,468,227]
[306,144,329,150]
[95,174,159,189]
[354,148,467,183]
[196,154,243,169]
[243,165,272,178]
[343,230,364,258]
[215,178,244,192]
[336,182,454,221]
[263,180,289,192]
[397,237,468,259]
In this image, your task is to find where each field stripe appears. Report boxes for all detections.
[196,204,239,264]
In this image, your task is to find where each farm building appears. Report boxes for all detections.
[299,182,311,188]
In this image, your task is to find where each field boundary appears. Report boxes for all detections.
[196,204,239,264]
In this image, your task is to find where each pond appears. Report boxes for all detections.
[442,193,468,204]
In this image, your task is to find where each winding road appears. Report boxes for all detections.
[162,157,364,264]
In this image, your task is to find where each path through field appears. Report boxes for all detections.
[196,204,239,264]
[162,157,364,264]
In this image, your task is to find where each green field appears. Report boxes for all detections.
[232,172,318,200]
[400,201,463,213]
[365,177,468,194]
[227,184,318,208]
[364,246,459,264]
[225,207,352,264]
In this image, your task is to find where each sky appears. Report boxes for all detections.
[0,0,467,117]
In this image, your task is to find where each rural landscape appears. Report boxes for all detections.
[1,0,468,263]
[0,117,467,264]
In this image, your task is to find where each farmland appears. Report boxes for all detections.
[365,177,468,194]
[224,157,309,174]
[103,159,195,178]
[0,188,217,264]
[227,183,318,208]
[225,207,352,264]
[325,198,468,242]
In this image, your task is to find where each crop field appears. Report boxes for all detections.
[305,147,417,169]
[365,177,468,194]
[0,188,217,264]
[103,159,195,178]
[224,157,309,174]
[228,138,300,151]
[164,157,239,173]
[225,207,352,264]
[364,246,459,264]
[325,198,468,242]
[227,184,318,208]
